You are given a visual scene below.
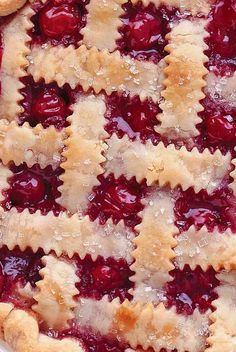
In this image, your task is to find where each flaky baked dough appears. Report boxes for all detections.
[28,44,163,102]
[81,0,126,51]
[0,120,64,169]
[131,0,213,15]
[0,208,134,262]
[156,20,208,138]
[105,135,231,192]
[33,255,79,330]
[58,95,108,213]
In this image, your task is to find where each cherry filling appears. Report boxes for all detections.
[206,0,236,75]
[31,0,88,47]
[196,95,236,153]
[165,265,219,315]
[61,329,128,352]
[0,246,43,308]
[76,255,133,301]
[117,3,179,63]
[19,76,74,129]
[174,184,236,232]
[105,92,160,143]
[2,163,63,215]
[87,174,147,228]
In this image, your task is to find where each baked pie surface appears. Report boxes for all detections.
[0,0,236,351]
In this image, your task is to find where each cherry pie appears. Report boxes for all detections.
[0,0,235,351]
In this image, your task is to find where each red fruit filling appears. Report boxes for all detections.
[87,174,147,228]
[61,329,128,352]
[2,163,63,215]
[0,246,43,308]
[174,184,236,232]
[165,265,219,315]
[31,0,88,47]
[105,92,160,143]
[19,76,74,129]
[206,0,236,76]
[76,255,133,301]
[196,95,236,153]
[117,3,180,63]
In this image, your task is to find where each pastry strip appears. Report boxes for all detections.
[33,255,79,330]
[75,297,209,352]
[156,20,208,138]
[0,164,12,203]
[0,5,33,121]
[58,95,108,213]
[206,71,236,109]
[130,0,212,15]
[0,208,134,262]
[28,44,163,102]
[105,135,231,192]
[0,120,64,169]
[175,226,236,271]
[81,0,126,51]
[131,192,177,303]
[206,272,236,352]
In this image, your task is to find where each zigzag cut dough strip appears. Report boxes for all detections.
[28,44,163,102]
[0,208,135,262]
[33,255,79,330]
[131,0,212,15]
[105,135,231,193]
[130,191,177,303]
[175,226,236,271]
[0,120,64,169]
[156,20,208,138]
[81,0,126,51]
[206,71,236,109]
[58,95,108,214]
[206,272,236,352]
[75,297,209,352]
[0,163,12,203]
[0,5,33,121]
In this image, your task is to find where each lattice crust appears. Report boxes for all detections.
[175,226,236,271]
[131,0,213,15]
[0,120,64,169]
[0,163,12,203]
[0,0,27,16]
[81,0,126,51]
[75,297,209,352]
[105,135,231,192]
[1,306,84,352]
[58,95,108,214]
[130,191,177,303]
[206,71,236,108]
[33,255,79,330]
[0,5,33,121]
[206,272,236,352]
[156,20,208,138]
[28,44,164,102]
[230,159,236,196]
[0,208,134,262]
